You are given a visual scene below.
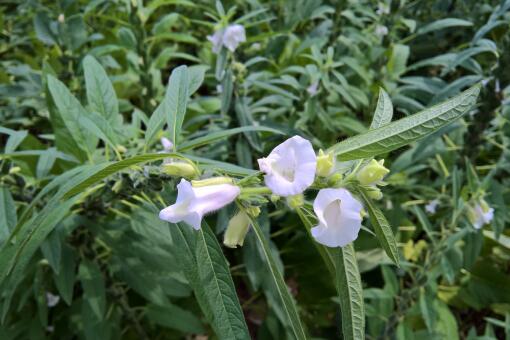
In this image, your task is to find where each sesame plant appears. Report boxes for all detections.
[1,0,509,339]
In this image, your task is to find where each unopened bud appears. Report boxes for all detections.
[356,159,389,186]
[163,162,199,179]
[287,194,304,209]
[223,211,251,248]
[58,14,65,23]
[316,149,334,177]
[366,187,383,200]
[192,176,233,187]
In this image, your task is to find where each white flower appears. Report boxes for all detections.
[258,136,316,196]
[375,25,389,37]
[311,188,363,248]
[159,179,240,230]
[160,137,173,151]
[307,81,319,96]
[468,199,494,229]
[222,24,246,52]
[425,199,439,214]
[207,29,224,53]
[376,3,390,15]
[207,24,246,54]
[46,292,60,308]
[58,14,65,23]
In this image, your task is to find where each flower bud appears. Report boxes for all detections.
[192,176,233,187]
[366,187,383,200]
[246,206,261,217]
[287,194,304,209]
[223,211,251,248]
[356,159,389,186]
[163,162,199,179]
[316,149,334,177]
[58,14,65,23]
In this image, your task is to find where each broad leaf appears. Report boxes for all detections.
[83,55,121,127]
[47,75,98,156]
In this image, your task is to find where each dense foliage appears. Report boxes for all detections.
[1,0,509,339]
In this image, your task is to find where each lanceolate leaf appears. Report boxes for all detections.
[178,126,283,151]
[166,65,190,147]
[336,244,365,340]
[369,88,393,130]
[359,190,400,266]
[0,187,16,245]
[167,221,250,339]
[328,84,480,160]
[248,216,307,340]
[83,55,121,127]
[47,75,98,156]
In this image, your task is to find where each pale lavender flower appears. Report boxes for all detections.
[159,179,240,230]
[258,136,317,196]
[311,188,363,247]
[425,199,440,214]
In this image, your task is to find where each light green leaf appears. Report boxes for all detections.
[328,84,480,160]
[359,190,400,266]
[369,88,393,130]
[417,18,473,36]
[83,55,121,126]
[166,65,190,147]
[178,126,283,151]
[47,75,97,155]
[248,216,307,340]
[336,244,365,340]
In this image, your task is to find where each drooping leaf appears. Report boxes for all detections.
[249,216,307,340]
[336,244,365,340]
[359,190,400,266]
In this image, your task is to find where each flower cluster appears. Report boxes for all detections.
[159,136,392,248]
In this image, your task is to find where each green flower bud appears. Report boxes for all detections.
[356,159,390,186]
[192,176,233,187]
[316,149,334,177]
[287,194,304,209]
[163,162,199,179]
[366,187,383,200]
[223,211,251,248]
[246,206,261,217]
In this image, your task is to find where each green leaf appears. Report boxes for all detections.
[47,75,97,156]
[54,244,76,305]
[178,126,283,151]
[166,65,190,147]
[79,260,106,320]
[328,84,480,160]
[62,153,181,199]
[146,303,205,333]
[369,88,393,130]
[417,18,473,36]
[359,190,400,266]
[168,222,250,339]
[336,244,365,340]
[0,187,16,245]
[83,55,121,127]
[248,216,307,340]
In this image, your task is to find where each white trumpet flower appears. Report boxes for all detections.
[311,188,363,248]
[159,179,240,230]
[258,136,317,196]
